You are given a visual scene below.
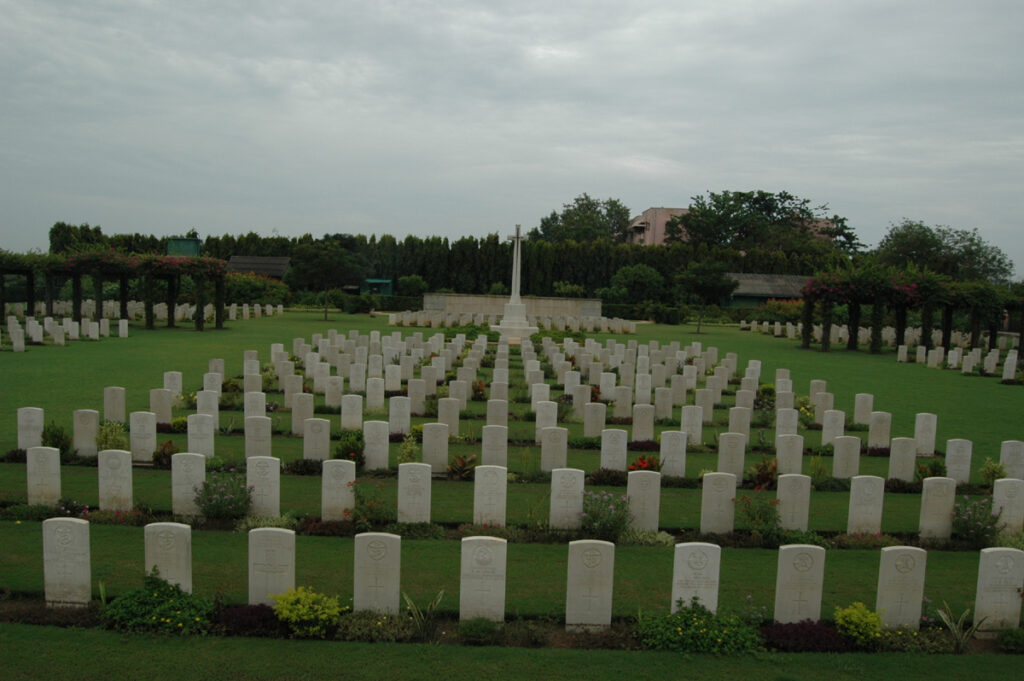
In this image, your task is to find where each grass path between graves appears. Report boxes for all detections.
[0,622,1018,681]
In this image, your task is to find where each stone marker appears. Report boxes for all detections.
[353,532,401,614]
[583,402,606,438]
[321,459,356,521]
[821,409,845,447]
[876,546,927,629]
[632,404,655,442]
[43,517,90,607]
[919,477,955,540]
[17,406,44,450]
[196,390,218,422]
[549,468,584,529]
[974,547,1024,633]
[671,542,721,613]
[150,388,173,426]
[993,478,1024,535]
[680,405,703,446]
[187,413,215,458]
[868,411,892,450]
[459,536,507,622]
[73,409,99,458]
[535,400,557,443]
[145,522,193,593]
[27,446,61,506]
[389,396,411,436]
[774,545,826,624]
[944,438,973,485]
[716,432,745,479]
[1000,440,1024,479]
[565,540,615,631]
[171,453,205,517]
[247,456,280,517]
[103,387,126,423]
[914,413,938,456]
[366,377,385,411]
[775,434,804,476]
[888,437,917,482]
[421,422,449,475]
[438,397,460,436]
[303,418,331,461]
[397,463,432,523]
[700,472,735,535]
[291,393,313,436]
[129,411,157,462]
[363,421,390,471]
[473,465,507,526]
[853,393,874,425]
[341,394,363,430]
[776,474,811,531]
[600,429,628,471]
[245,416,272,458]
[248,528,295,606]
[848,475,885,534]
[98,449,133,511]
[541,426,568,472]
[660,430,687,478]
[832,435,861,479]
[627,470,661,532]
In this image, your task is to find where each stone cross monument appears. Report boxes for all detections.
[491,225,538,342]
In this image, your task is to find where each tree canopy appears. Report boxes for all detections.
[528,193,631,243]
[665,190,860,255]
[674,260,739,333]
[874,219,1014,283]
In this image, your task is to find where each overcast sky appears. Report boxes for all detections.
[2,1,1022,275]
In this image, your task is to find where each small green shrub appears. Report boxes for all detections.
[952,495,1003,549]
[95,420,128,451]
[235,514,301,532]
[151,440,178,469]
[980,457,1007,488]
[42,421,73,458]
[834,602,883,650]
[271,586,342,639]
[579,490,631,542]
[349,481,396,531]
[997,626,1024,654]
[446,454,477,481]
[619,529,675,546]
[334,430,365,470]
[459,617,503,646]
[194,470,252,520]
[914,458,947,482]
[170,417,188,434]
[336,611,415,642]
[397,433,419,464]
[830,532,901,549]
[636,598,762,653]
[102,572,214,634]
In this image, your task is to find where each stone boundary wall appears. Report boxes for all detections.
[423,293,601,318]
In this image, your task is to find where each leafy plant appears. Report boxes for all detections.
[446,454,477,481]
[834,602,883,650]
[951,495,1004,549]
[636,598,762,653]
[95,420,128,451]
[42,421,73,458]
[579,489,632,542]
[459,617,503,646]
[334,430,365,470]
[346,480,396,531]
[935,600,986,654]
[151,440,179,469]
[102,571,214,634]
[997,626,1024,654]
[979,457,1007,488]
[170,417,188,433]
[744,454,777,491]
[235,514,301,532]
[914,458,947,482]
[628,454,660,472]
[336,611,415,642]
[402,589,445,642]
[271,586,342,639]
[397,433,419,464]
[736,493,781,545]
[194,470,252,520]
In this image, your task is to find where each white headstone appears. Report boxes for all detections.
[17,406,44,450]
[103,387,126,423]
[876,546,926,630]
[914,413,937,456]
[832,436,861,479]
[627,470,661,532]
[459,536,507,622]
[341,394,364,430]
[245,416,272,458]
[974,547,1024,633]
[848,475,885,534]
[918,477,955,540]
[776,473,811,531]
[671,542,721,613]
[716,432,745,479]
[363,421,390,471]
[98,449,133,511]
[353,532,401,614]
[129,411,156,462]
[549,468,584,529]
[868,411,892,450]
[72,409,99,458]
[473,465,507,526]
[171,453,205,517]
[659,431,687,478]
[43,517,90,607]
[145,522,193,593]
[27,446,61,506]
[247,456,280,517]
[993,478,1024,535]
[421,422,449,475]
[321,459,356,521]
[887,437,917,482]
[700,472,735,535]
[565,540,615,631]
[540,426,568,472]
[1000,440,1024,480]
[773,544,826,624]
[303,418,331,461]
[248,528,295,606]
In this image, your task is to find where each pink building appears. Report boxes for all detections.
[627,207,689,245]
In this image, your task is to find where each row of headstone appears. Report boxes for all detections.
[41,517,1024,634]
[390,310,637,335]
[4,315,129,351]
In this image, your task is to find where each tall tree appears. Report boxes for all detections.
[875,219,1014,283]
[287,239,369,320]
[528,193,632,243]
[674,261,739,333]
